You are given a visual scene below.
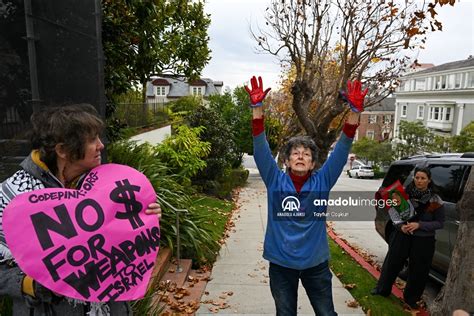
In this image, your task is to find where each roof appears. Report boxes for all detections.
[365,97,395,112]
[188,79,207,86]
[408,57,474,76]
[409,63,435,71]
[146,76,223,97]
[151,78,171,86]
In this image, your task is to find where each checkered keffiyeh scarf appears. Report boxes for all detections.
[0,169,45,262]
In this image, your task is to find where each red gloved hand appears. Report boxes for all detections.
[244,76,271,107]
[340,80,368,113]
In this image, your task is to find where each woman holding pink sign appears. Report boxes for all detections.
[0,104,161,316]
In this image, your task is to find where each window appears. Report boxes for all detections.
[415,78,425,90]
[445,107,451,121]
[435,76,442,89]
[417,105,424,119]
[455,73,462,88]
[447,75,455,89]
[428,165,471,203]
[441,75,447,89]
[468,71,474,88]
[399,80,407,91]
[382,164,416,187]
[369,115,377,124]
[192,87,203,96]
[366,130,375,140]
[156,86,166,96]
[401,105,407,117]
[429,105,453,121]
[383,115,392,124]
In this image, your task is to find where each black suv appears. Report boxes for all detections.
[374,153,474,283]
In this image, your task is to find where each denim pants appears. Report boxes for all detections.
[269,261,337,316]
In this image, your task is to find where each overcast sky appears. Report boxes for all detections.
[201,0,474,91]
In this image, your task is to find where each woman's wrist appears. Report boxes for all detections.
[252,107,264,119]
[346,112,360,125]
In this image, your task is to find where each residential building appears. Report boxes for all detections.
[394,57,474,137]
[146,75,223,104]
[355,97,395,141]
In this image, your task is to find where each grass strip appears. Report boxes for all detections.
[328,238,410,316]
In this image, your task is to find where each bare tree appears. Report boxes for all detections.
[253,0,437,164]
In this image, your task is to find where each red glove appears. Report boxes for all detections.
[340,80,368,113]
[244,76,271,107]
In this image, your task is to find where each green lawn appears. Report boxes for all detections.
[184,194,235,265]
[328,238,410,316]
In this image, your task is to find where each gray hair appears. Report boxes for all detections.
[282,135,318,165]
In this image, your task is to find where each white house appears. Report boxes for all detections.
[146,75,223,104]
[394,57,474,137]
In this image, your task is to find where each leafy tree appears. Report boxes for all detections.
[395,120,434,157]
[253,0,454,165]
[352,138,394,168]
[208,88,252,162]
[394,120,454,156]
[187,105,239,183]
[102,0,211,107]
[450,121,474,152]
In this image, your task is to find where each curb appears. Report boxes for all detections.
[327,227,430,316]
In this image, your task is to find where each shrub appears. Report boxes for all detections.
[169,95,202,114]
[154,125,211,185]
[203,167,249,199]
[208,89,253,164]
[107,140,222,265]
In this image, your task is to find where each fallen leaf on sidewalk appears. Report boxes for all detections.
[201,299,213,304]
[344,283,357,290]
[346,300,360,308]
[209,306,220,313]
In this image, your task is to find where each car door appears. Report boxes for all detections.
[426,163,470,276]
[449,165,472,261]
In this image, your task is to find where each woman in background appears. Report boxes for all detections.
[372,168,444,309]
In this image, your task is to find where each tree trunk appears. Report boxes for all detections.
[430,168,474,315]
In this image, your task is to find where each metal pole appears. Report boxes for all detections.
[23,0,41,113]
[176,211,182,273]
[93,0,106,119]
[156,195,188,273]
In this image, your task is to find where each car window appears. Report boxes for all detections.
[428,164,471,203]
[362,166,373,170]
[382,164,416,187]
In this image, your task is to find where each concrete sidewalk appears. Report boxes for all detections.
[197,170,365,315]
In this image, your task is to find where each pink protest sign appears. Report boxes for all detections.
[3,163,159,302]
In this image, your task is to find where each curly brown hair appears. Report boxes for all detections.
[29,103,104,174]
